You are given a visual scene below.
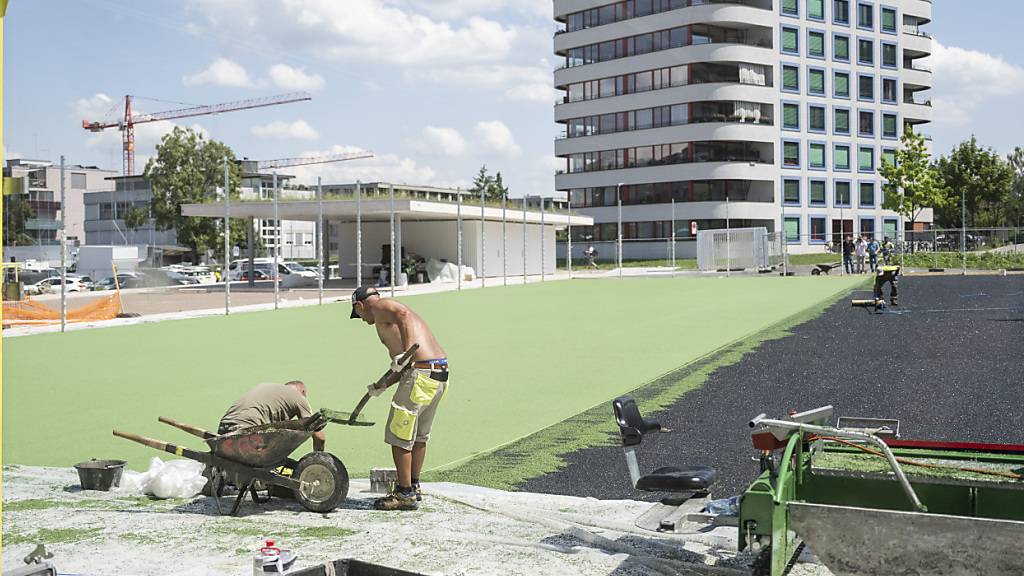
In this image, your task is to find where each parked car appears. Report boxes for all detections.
[162,265,217,285]
[93,272,147,290]
[27,277,85,294]
[239,269,271,281]
[66,274,94,290]
[278,262,319,288]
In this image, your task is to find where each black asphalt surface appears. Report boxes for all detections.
[521,275,1024,499]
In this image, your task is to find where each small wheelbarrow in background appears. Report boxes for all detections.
[113,412,348,516]
[811,262,843,275]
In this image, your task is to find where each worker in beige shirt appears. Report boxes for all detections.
[218,381,326,452]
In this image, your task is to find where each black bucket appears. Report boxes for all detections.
[74,459,127,491]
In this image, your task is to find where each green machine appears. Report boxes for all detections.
[740,406,1024,576]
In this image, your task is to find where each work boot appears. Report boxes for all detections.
[413,482,422,502]
[374,489,418,511]
[891,298,898,306]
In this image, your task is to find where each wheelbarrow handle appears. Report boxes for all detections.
[158,416,217,440]
[113,429,210,463]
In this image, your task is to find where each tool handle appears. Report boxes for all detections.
[347,344,420,424]
[158,416,216,439]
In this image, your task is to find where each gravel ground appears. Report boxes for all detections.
[522,275,1024,499]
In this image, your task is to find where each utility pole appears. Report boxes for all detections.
[223,157,230,315]
[60,156,67,333]
[272,171,279,310]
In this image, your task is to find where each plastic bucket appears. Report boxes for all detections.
[74,459,126,491]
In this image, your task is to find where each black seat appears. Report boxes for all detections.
[612,395,717,494]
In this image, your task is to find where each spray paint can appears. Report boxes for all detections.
[252,540,298,575]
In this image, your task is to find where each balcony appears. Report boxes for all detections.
[902,24,931,38]
[25,218,62,231]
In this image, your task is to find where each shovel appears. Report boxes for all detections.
[321,344,420,427]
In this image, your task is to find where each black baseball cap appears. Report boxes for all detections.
[350,286,379,319]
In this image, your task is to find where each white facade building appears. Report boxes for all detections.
[553,0,933,256]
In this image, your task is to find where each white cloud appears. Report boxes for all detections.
[929,41,1024,127]
[400,0,551,20]
[475,121,521,158]
[182,57,252,87]
[406,63,554,103]
[284,144,439,186]
[406,126,466,157]
[251,120,320,140]
[267,64,326,92]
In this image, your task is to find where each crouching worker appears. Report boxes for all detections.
[218,381,326,451]
[873,265,901,306]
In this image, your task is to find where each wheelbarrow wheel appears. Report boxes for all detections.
[293,452,348,513]
[811,268,821,276]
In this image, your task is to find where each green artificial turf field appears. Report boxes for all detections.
[3,276,861,479]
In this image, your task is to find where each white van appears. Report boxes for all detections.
[228,258,319,287]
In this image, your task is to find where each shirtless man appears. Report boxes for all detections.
[350,286,448,511]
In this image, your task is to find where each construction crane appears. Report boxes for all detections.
[82,92,312,176]
[256,151,374,170]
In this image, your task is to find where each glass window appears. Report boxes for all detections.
[834,0,850,23]
[882,78,897,102]
[858,3,873,28]
[834,35,849,60]
[782,27,799,53]
[882,148,896,166]
[882,43,897,67]
[859,74,873,100]
[858,39,873,64]
[671,104,688,125]
[809,68,825,94]
[808,0,824,20]
[834,72,850,97]
[835,181,851,205]
[783,103,800,129]
[859,182,875,206]
[883,114,897,138]
[784,141,800,166]
[835,145,851,169]
[859,147,875,171]
[861,217,876,236]
[859,110,874,135]
[881,7,897,32]
[811,217,827,241]
[835,108,850,133]
[808,31,825,57]
[784,179,800,203]
[783,65,800,91]
[809,105,826,131]
[782,0,799,16]
[809,143,826,168]
[785,217,801,243]
[810,180,826,205]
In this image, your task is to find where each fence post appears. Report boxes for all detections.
[223,156,230,316]
[272,171,279,310]
[502,193,507,287]
[457,188,462,291]
[60,156,67,332]
[522,197,527,284]
[480,186,486,287]
[390,184,395,298]
[541,197,545,282]
[356,181,362,288]
[317,176,323,306]
[671,198,676,278]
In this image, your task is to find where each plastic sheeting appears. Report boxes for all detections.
[425,259,474,283]
[116,457,208,499]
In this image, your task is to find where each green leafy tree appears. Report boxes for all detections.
[144,127,248,262]
[2,193,35,246]
[123,206,149,231]
[934,136,1014,228]
[878,127,949,239]
[1007,147,1024,229]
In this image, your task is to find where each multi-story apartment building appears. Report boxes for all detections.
[553,0,932,256]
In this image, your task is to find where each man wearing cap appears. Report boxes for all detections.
[350,286,448,511]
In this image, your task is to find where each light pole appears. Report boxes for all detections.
[617,183,624,278]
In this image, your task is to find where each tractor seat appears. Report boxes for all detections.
[636,465,718,492]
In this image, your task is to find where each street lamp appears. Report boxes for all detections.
[616,182,624,278]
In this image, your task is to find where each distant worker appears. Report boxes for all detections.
[873,265,901,307]
[842,236,854,274]
[854,236,867,274]
[585,245,599,269]
[218,381,326,452]
[351,286,449,511]
[882,237,895,265]
[867,237,881,272]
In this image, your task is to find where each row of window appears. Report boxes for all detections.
[574,219,771,242]
[783,177,892,208]
[565,101,773,138]
[782,26,898,67]
[782,140,896,171]
[569,180,765,208]
[563,62,770,103]
[782,64,899,102]
[782,0,898,34]
[563,0,768,33]
[785,215,901,245]
[564,24,770,68]
[782,103,898,138]
[565,141,769,173]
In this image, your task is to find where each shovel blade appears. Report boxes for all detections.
[320,408,375,427]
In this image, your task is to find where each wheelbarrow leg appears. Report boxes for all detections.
[230,480,251,516]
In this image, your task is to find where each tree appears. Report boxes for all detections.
[2,193,35,246]
[144,127,248,262]
[491,171,509,201]
[1007,147,1024,230]
[123,206,149,232]
[878,127,949,239]
[933,136,1014,228]
[470,165,509,202]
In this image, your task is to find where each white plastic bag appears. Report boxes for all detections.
[115,457,207,499]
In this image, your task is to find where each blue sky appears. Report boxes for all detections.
[4,0,1023,196]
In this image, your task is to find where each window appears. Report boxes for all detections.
[835,144,851,170]
[834,0,850,24]
[858,38,874,64]
[808,31,825,58]
[882,78,897,103]
[783,103,800,130]
[858,2,873,29]
[809,142,826,169]
[784,178,800,204]
[782,0,799,16]
[861,217,875,237]
[785,216,801,243]
[834,108,850,133]
[858,74,874,100]
[782,65,800,92]
[808,0,824,20]
[881,42,897,67]
[859,146,875,171]
[835,181,851,205]
[881,7,897,32]
[809,68,825,95]
[834,34,849,61]
[881,148,896,167]
[883,218,899,240]
[834,71,850,97]
[810,180,827,205]
[809,105,826,132]
[859,110,874,135]
[784,141,801,167]
[810,217,827,242]
[882,113,898,138]
[782,26,800,54]
[859,181,875,206]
